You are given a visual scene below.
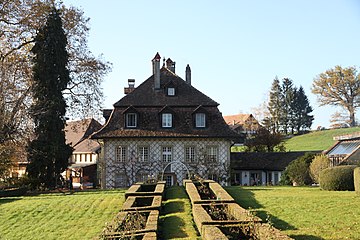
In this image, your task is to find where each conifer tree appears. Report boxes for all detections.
[267,76,282,133]
[291,86,314,133]
[27,8,72,189]
[280,78,295,134]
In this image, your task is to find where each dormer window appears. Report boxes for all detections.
[162,113,173,128]
[193,106,208,128]
[126,113,137,128]
[167,87,175,96]
[195,113,206,128]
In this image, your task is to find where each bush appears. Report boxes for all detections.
[284,152,315,186]
[309,155,330,184]
[319,165,357,191]
[354,167,360,195]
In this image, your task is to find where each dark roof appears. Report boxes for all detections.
[231,151,320,171]
[114,67,219,107]
[92,66,241,140]
[65,119,102,153]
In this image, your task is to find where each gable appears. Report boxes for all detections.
[114,67,218,107]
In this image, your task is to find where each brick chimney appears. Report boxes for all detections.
[124,79,135,94]
[166,58,176,73]
[185,64,191,85]
[152,52,161,89]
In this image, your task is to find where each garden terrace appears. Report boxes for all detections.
[202,224,292,240]
[122,196,162,211]
[192,203,261,236]
[184,180,235,204]
[100,210,158,239]
[125,181,165,199]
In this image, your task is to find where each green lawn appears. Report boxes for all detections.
[0,190,125,240]
[159,186,200,240]
[284,127,360,151]
[2,186,359,240]
[225,186,360,240]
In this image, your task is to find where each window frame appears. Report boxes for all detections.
[185,146,196,163]
[167,87,175,96]
[162,113,173,128]
[125,112,137,128]
[195,113,206,128]
[206,146,218,162]
[116,146,127,162]
[138,146,149,162]
[162,146,172,162]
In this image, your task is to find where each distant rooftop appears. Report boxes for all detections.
[333,132,360,141]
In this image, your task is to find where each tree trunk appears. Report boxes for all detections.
[348,107,356,127]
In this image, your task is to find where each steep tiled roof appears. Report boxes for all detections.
[65,119,102,153]
[114,67,219,107]
[92,66,241,140]
[231,151,320,171]
[223,114,252,125]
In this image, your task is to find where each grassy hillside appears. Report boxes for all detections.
[0,190,125,240]
[226,186,360,240]
[284,127,360,151]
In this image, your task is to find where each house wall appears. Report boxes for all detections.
[100,138,232,189]
[232,170,282,186]
[71,153,98,164]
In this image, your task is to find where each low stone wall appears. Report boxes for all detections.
[125,181,165,199]
[101,210,159,239]
[122,195,162,211]
[101,181,166,239]
[185,180,235,204]
[184,179,292,240]
[192,203,261,236]
[203,223,293,240]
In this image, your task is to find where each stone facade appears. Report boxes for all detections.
[99,138,232,188]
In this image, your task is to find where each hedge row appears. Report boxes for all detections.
[319,165,357,191]
[354,167,360,195]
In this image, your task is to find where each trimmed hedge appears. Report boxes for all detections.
[319,165,357,191]
[354,167,360,195]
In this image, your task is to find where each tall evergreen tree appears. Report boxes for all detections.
[267,76,282,133]
[27,8,72,189]
[291,86,314,133]
[280,78,295,134]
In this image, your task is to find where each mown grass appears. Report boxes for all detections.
[159,186,200,240]
[226,186,360,240]
[284,127,360,151]
[0,190,125,240]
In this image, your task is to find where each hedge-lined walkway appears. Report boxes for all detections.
[159,186,201,239]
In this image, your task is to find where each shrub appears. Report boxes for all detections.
[354,167,360,195]
[319,165,357,191]
[309,154,330,184]
[284,152,315,186]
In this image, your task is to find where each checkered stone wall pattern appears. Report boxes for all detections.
[99,138,232,188]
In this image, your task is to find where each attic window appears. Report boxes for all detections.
[162,113,173,128]
[125,113,137,128]
[195,113,206,128]
[167,87,175,96]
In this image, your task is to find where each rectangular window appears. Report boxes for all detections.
[195,113,206,127]
[138,146,149,162]
[162,113,172,128]
[167,87,175,96]
[162,146,172,162]
[116,146,127,162]
[126,113,137,128]
[206,146,218,162]
[185,146,196,162]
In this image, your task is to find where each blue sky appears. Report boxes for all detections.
[62,0,360,129]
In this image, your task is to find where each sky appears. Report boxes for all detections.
[62,0,360,129]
